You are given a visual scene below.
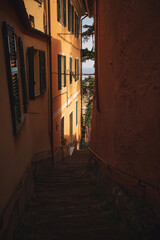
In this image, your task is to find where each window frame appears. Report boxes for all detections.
[58,54,67,90]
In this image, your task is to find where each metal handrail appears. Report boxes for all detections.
[88,147,160,191]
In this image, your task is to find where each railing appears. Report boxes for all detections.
[88,147,160,191]
[0,150,51,237]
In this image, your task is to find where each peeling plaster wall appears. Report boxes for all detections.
[91,0,160,195]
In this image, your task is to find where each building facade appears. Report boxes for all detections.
[86,0,160,205]
[0,0,51,237]
[50,0,85,159]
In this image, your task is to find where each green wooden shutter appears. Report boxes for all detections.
[75,12,77,37]
[77,16,79,39]
[27,47,35,100]
[70,57,72,84]
[68,0,70,31]
[77,59,79,80]
[64,55,66,87]
[57,0,61,21]
[18,37,28,113]
[63,0,66,26]
[76,101,78,125]
[2,22,22,135]
[58,54,61,90]
[75,58,77,81]
[72,6,74,33]
[39,50,46,94]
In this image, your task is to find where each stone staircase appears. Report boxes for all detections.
[13,150,160,240]
[13,150,113,240]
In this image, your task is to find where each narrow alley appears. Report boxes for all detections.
[13,150,160,240]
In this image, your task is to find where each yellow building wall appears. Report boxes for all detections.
[24,0,48,33]
[50,0,82,153]
[0,0,50,220]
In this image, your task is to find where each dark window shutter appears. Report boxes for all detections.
[64,55,66,87]
[39,50,46,94]
[77,16,79,39]
[58,54,61,90]
[76,101,78,125]
[27,47,35,99]
[70,57,72,84]
[18,37,28,113]
[68,0,70,31]
[75,58,77,81]
[57,0,61,21]
[63,0,66,26]
[2,22,22,135]
[75,12,77,37]
[72,6,74,34]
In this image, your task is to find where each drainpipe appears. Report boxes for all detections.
[80,14,88,149]
[48,0,54,166]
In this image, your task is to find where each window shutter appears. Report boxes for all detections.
[57,0,61,21]
[77,16,79,39]
[2,22,22,135]
[68,0,70,31]
[63,0,66,26]
[75,58,77,81]
[76,101,78,125]
[27,47,35,100]
[72,6,74,34]
[70,57,72,84]
[64,55,66,87]
[75,12,77,37]
[18,37,28,113]
[77,59,79,80]
[39,50,46,94]
[58,54,61,90]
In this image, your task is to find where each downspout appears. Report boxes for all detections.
[48,0,54,166]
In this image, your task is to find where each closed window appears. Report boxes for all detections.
[57,0,66,26]
[76,100,78,126]
[27,48,46,99]
[68,0,74,33]
[2,22,27,135]
[75,58,79,81]
[75,12,79,38]
[58,54,66,90]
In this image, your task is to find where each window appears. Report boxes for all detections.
[76,101,78,126]
[75,12,79,38]
[75,58,79,81]
[58,54,66,90]
[61,116,64,144]
[2,22,27,135]
[27,48,46,99]
[68,0,74,33]
[72,5,74,33]
[29,15,35,28]
[70,57,72,84]
[57,0,66,26]
[18,37,28,113]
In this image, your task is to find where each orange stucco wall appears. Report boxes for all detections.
[50,0,82,152]
[90,0,160,201]
[0,0,51,214]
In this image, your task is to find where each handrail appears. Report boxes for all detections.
[0,150,51,235]
[88,147,160,191]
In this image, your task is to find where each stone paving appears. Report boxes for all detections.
[13,150,160,240]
